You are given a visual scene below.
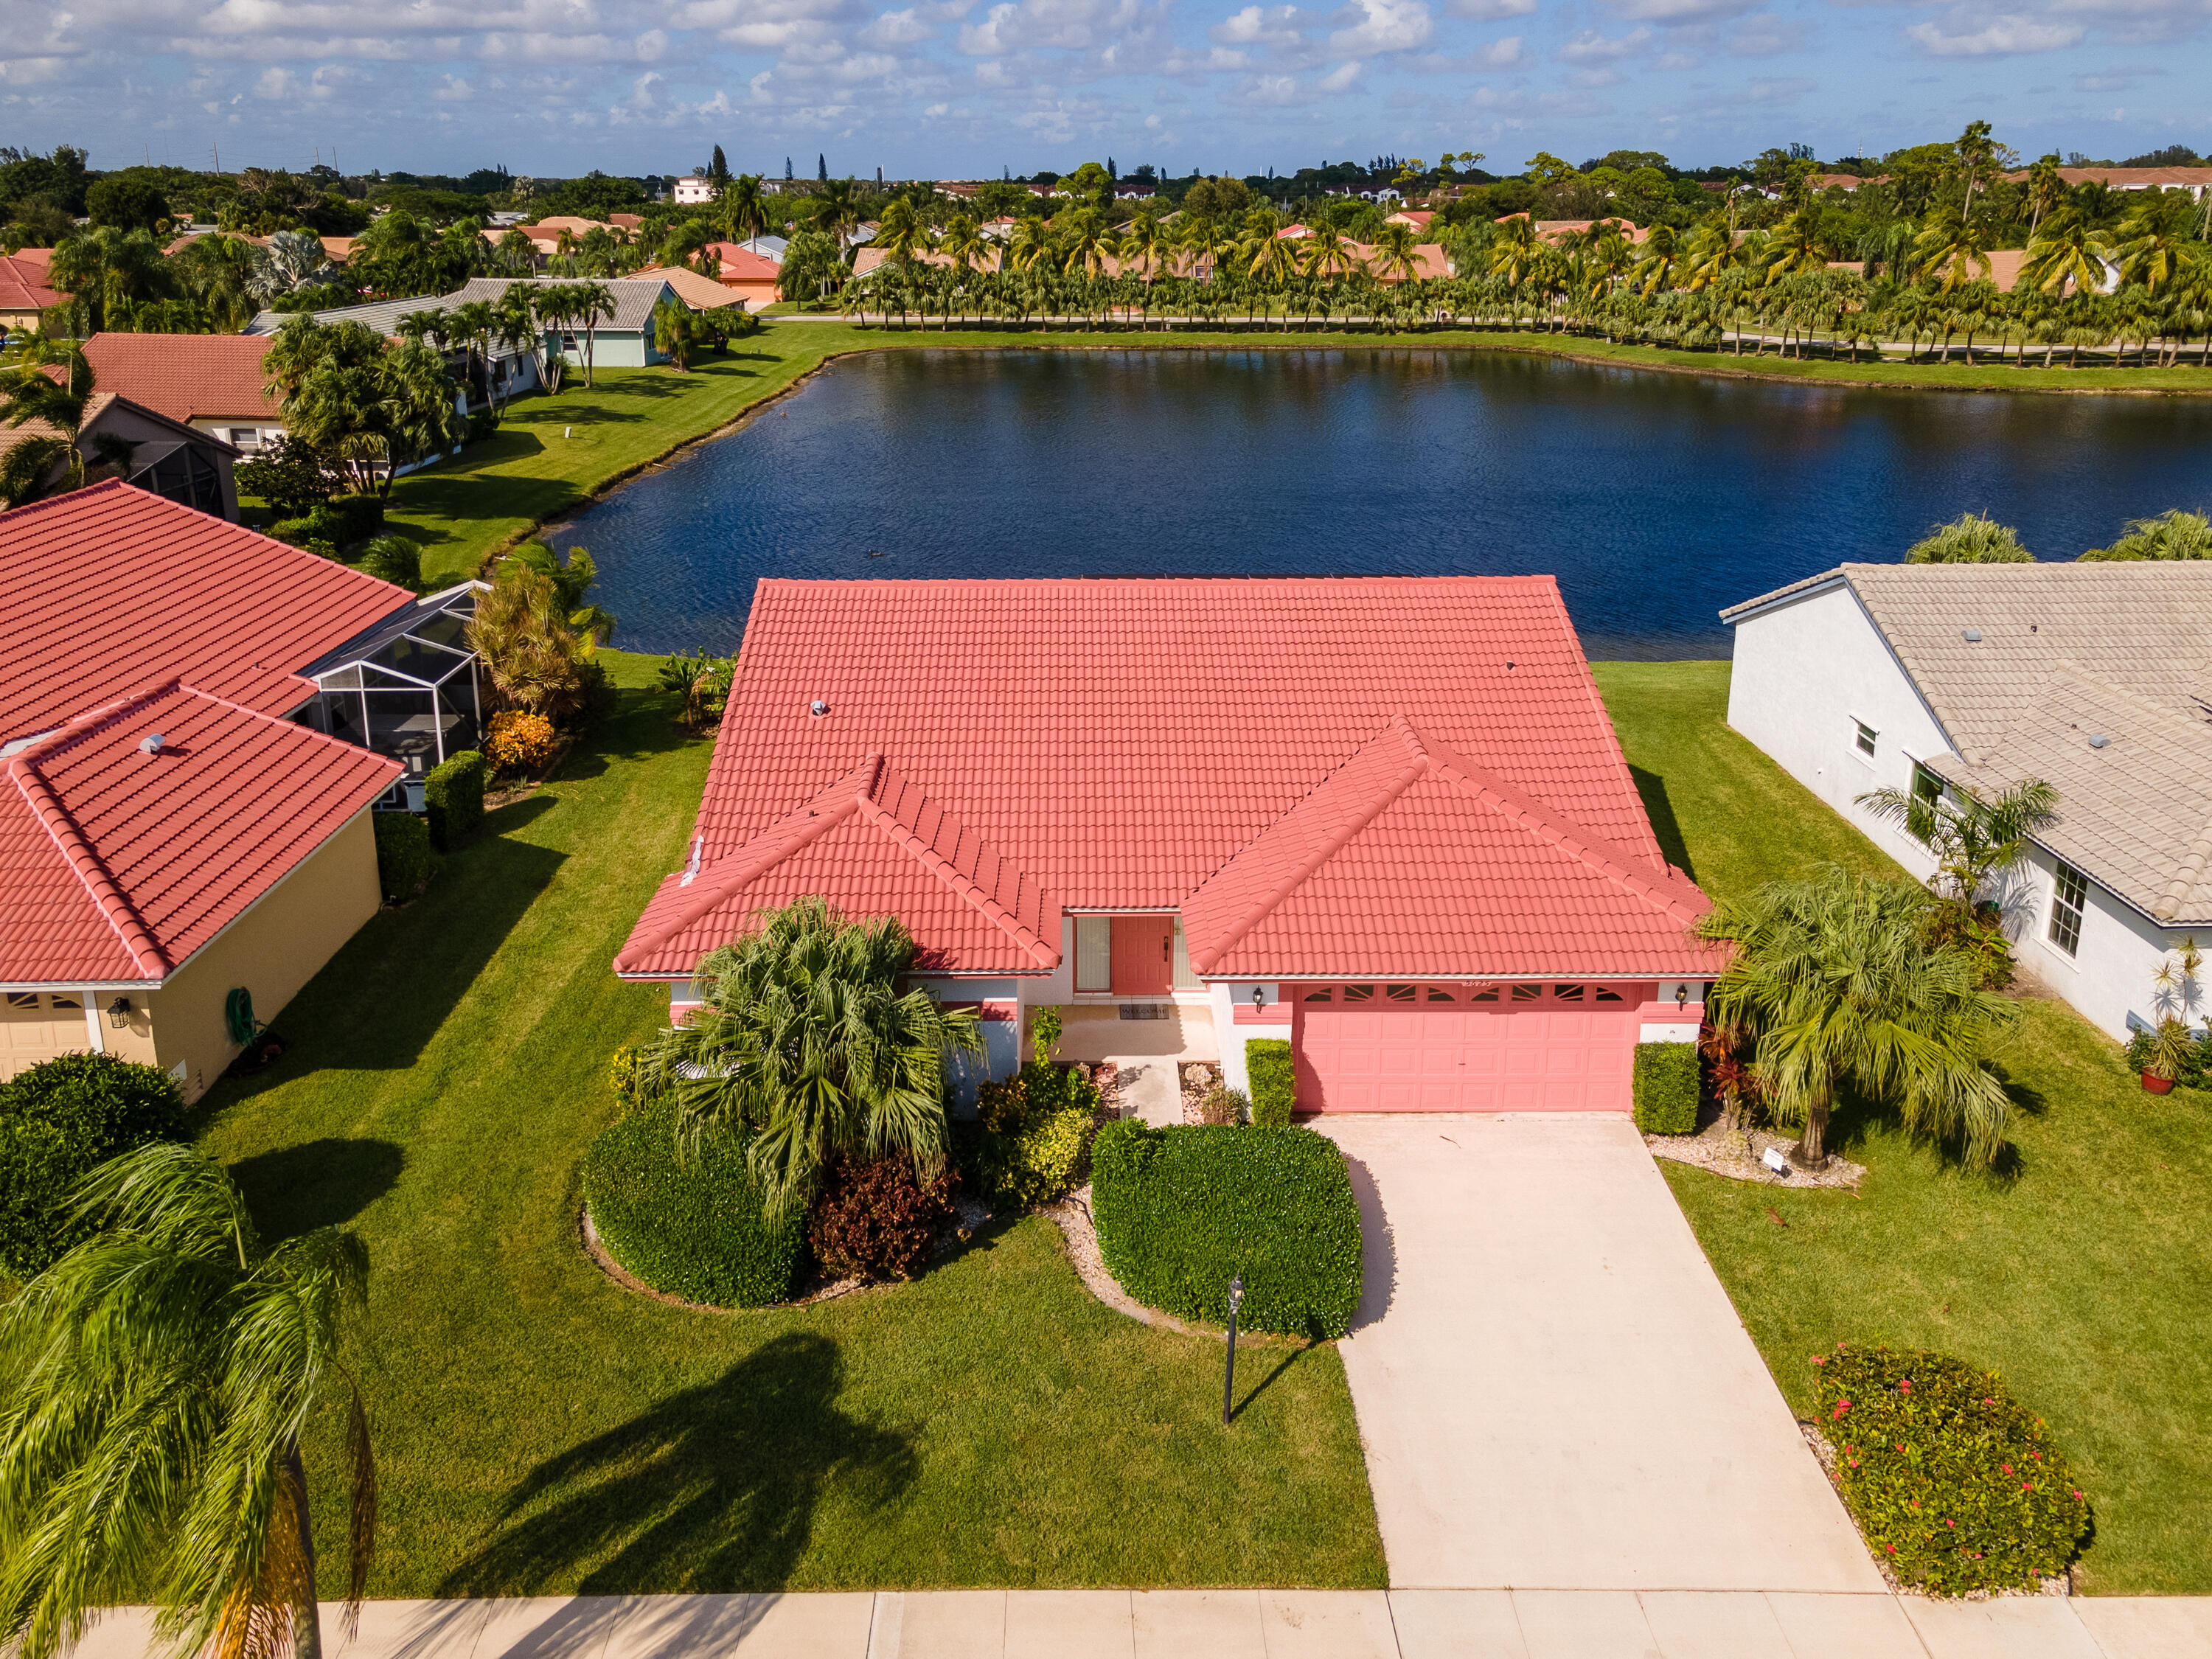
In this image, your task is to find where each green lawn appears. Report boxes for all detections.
[198,652,1384,1598]
[386,322,2210,590]
[1594,660,2212,1596]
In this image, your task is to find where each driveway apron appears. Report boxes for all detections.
[1316,1113,1884,1593]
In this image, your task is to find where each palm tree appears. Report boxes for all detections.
[445,299,495,411]
[2021,206,2112,298]
[722,174,768,251]
[0,348,127,506]
[634,897,985,1214]
[490,285,541,417]
[2079,507,2212,561]
[1368,220,1423,285]
[1913,209,1992,294]
[1301,223,1357,283]
[874,198,925,263]
[1698,870,2018,1169]
[0,1142,376,1659]
[1905,511,2033,563]
[2112,191,2198,294]
[1061,208,1111,280]
[467,566,589,717]
[1855,218,1919,285]
[1857,776,2059,921]
[2024,153,2065,237]
[1487,214,1542,291]
[1007,216,1056,276]
[806,178,861,260]
[1245,229,1298,327]
[571,282,615,389]
[1632,223,1679,297]
[1761,210,1835,282]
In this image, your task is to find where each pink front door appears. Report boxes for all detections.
[1295,983,1644,1112]
[1110,917,1175,995]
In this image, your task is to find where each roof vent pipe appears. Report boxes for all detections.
[1962,628,1983,642]
[2089,734,2110,749]
[139,734,165,756]
[810,699,830,717]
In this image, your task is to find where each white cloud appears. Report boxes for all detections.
[1314,53,1360,83]
[1571,64,1622,81]
[861,6,934,42]
[958,0,1141,53]
[1904,10,2085,51]
[1561,24,1652,55]
[1444,0,1533,17]
[1325,0,1430,54]
[434,69,472,95]
[1599,0,1761,24]
[1211,1,1302,42]
[254,63,299,94]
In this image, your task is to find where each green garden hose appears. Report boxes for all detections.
[224,987,262,1046]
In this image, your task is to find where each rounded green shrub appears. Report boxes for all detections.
[1091,1119,1362,1338]
[372,811,436,903]
[0,1052,188,1279]
[1813,1345,2090,1596]
[423,750,485,851]
[957,1062,1099,1212]
[1632,1042,1700,1135]
[582,1099,807,1308]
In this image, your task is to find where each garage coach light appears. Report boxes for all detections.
[1676,984,1688,1011]
[1251,985,1266,1008]
[107,997,133,1029]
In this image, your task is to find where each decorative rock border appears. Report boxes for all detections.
[1646,1121,1866,1190]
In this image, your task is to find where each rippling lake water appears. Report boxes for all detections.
[549,347,2212,659]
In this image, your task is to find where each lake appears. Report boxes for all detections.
[549,349,2212,660]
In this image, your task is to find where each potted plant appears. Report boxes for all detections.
[2135,1018,2190,1093]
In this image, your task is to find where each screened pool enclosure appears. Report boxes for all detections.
[296,584,489,806]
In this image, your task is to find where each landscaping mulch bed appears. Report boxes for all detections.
[1646,1117,1866,1191]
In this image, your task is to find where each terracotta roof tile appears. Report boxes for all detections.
[2,681,397,984]
[618,576,1710,981]
[80,333,280,423]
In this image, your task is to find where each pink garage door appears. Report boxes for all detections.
[1294,983,1644,1113]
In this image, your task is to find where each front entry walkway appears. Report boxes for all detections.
[1315,1114,1882,1593]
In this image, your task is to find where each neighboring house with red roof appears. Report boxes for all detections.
[1496,213,1652,246]
[0,483,487,1097]
[616,578,1719,1115]
[1,391,242,519]
[81,333,287,455]
[1999,165,2212,201]
[697,243,782,310]
[1384,209,1438,232]
[0,248,62,331]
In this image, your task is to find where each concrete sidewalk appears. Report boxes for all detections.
[66,1590,2212,1658]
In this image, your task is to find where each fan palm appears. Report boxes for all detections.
[0,1141,376,1659]
[635,897,984,1215]
[1698,870,2018,1169]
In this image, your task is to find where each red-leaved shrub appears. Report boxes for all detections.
[807,1157,959,1282]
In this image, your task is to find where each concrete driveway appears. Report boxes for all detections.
[1317,1114,1885,1593]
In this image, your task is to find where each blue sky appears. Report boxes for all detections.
[4,0,2206,180]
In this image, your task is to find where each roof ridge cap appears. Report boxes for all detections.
[610,756,880,973]
[852,778,1059,969]
[1186,723,1428,975]
[1419,734,1708,925]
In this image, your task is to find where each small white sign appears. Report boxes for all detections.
[1761,1147,1791,1176]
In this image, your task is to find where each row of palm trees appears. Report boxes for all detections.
[390,280,617,400]
[840,259,2212,366]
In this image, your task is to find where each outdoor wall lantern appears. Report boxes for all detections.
[1676,984,1689,1011]
[1251,984,1266,1008]
[107,997,133,1029]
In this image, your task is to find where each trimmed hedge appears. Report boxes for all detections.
[372,811,436,903]
[1813,1345,2090,1596]
[582,1099,807,1307]
[1247,1038,1294,1126]
[1632,1042,1700,1135]
[0,1052,188,1279]
[956,1061,1099,1212]
[423,750,485,851]
[1091,1119,1362,1338]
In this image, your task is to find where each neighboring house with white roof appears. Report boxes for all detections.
[1722,562,2212,1040]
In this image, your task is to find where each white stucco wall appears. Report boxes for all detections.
[1729,584,2191,1042]
[1211,981,1284,1094]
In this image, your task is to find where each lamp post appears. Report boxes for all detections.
[1222,1273,1244,1425]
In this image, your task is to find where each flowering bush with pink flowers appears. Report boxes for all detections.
[1813,1345,2090,1596]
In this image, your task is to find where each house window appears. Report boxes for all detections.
[1304,988,1333,1002]
[1594,987,1625,1002]
[1074,917,1112,992]
[1343,985,1374,1002]
[1510,984,1541,1002]
[1385,984,1416,1002]
[4,993,36,1009]
[1907,762,1946,843]
[1854,719,1878,757]
[2049,861,2089,958]
[1427,987,1456,1002]
[1470,985,1500,1001]
[47,994,79,1009]
[1554,984,1585,1002]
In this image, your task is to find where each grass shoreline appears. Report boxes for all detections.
[386,321,2211,588]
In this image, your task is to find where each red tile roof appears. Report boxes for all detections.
[2,681,397,984]
[0,482,410,746]
[700,243,782,283]
[0,248,61,315]
[615,577,1714,982]
[80,333,281,423]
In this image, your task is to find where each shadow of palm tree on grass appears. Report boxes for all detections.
[438,1333,916,1595]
